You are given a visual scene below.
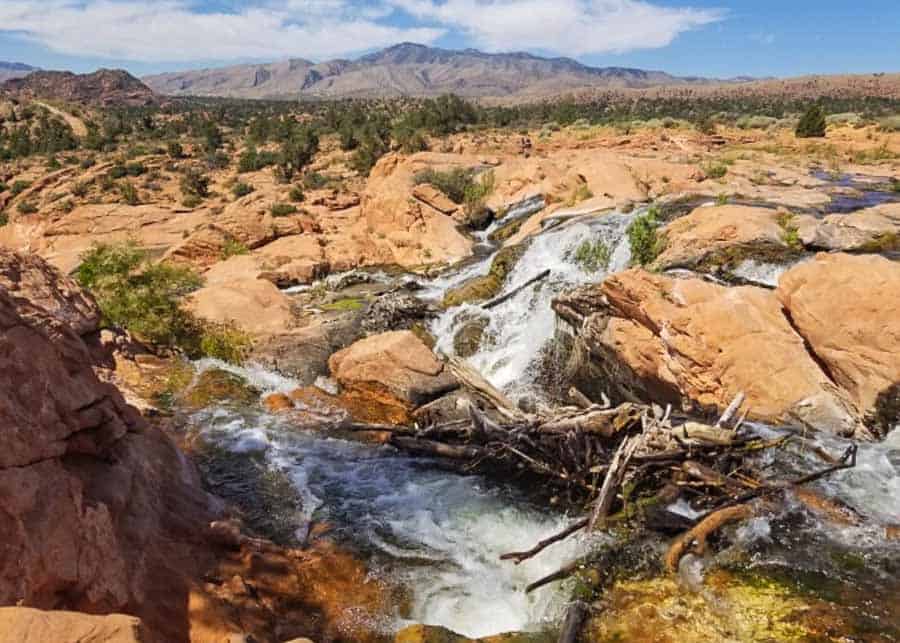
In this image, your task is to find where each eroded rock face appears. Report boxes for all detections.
[553,269,863,437]
[0,249,221,641]
[652,204,796,272]
[777,253,900,436]
[329,330,459,410]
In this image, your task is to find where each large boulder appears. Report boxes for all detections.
[777,253,900,436]
[0,249,222,642]
[793,203,900,252]
[0,608,145,643]
[329,330,459,410]
[553,269,863,437]
[652,204,797,272]
[186,276,296,336]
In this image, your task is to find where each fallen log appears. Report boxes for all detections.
[558,601,589,643]
[483,269,551,310]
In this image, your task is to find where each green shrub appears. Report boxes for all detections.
[0,182,7,193]
[231,182,254,198]
[71,181,91,198]
[118,181,140,205]
[891,179,900,194]
[572,239,611,273]
[80,156,96,169]
[463,170,495,223]
[75,241,207,353]
[413,167,475,203]
[289,185,305,203]
[627,206,665,266]
[109,163,128,179]
[10,180,31,197]
[125,162,146,177]
[221,238,249,259]
[167,141,184,159]
[181,194,203,208]
[776,212,804,250]
[197,322,252,364]
[566,182,593,207]
[796,106,827,138]
[302,172,330,190]
[703,162,728,179]
[17,200,38,215]
[270,202,297,217]
[180,167,209,202]
[716,193,729,206]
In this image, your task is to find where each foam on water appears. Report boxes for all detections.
[192,395,588,638]
[432,212,634,397]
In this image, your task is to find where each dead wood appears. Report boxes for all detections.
[558,600,589,643]
[665,504,755,572]
[483,268,551,310]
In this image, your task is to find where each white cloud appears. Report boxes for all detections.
[0,0,724,63]
[392,0,725,56]
[0,0,444,62]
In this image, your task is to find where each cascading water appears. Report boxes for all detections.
[431,212,634,398]
[188,360,589,638]
[187,202,900,638]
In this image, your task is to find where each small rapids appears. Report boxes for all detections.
[190,373,589,638]
[190,203,900,638]
[431,212,634,399]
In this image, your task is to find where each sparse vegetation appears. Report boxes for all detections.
[566,183,593,207]
[289,185,305,203]
[413,167,476,203]
[221,238,249,259]
[796,105,827,138]
[572,239,612,273]
[627,206,665,266]
[270,202,298,217]
[231,182,254,198]
[75,241,249,363]
[17,200,38,215]
[703,162,729,179]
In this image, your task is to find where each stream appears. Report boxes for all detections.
[188,202,900,639]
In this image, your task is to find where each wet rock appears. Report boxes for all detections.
[652,204,798,273]
[329,330,459,409]
[777,252,900,437]
[452,314,490,358]
[251,311,365,385]
[263,392,294,413]
[793,203,900,252]
[395,624,551,642]
[413,389,505,427]
[361,291,436,335]
[443,243,526,308]
[553,269,862,437]
[184,368,261,409]
[0,608,146,643]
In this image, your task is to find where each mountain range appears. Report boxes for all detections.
[0,61,38,84]
[142,42,734,100]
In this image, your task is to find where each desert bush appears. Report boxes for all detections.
[736,115,778,130]
[703,162,729,179]
[17,200,38,214]
[109,163,128,179]
[566,182,593,207]
[289,185,305,202]
[118,181,140,205]
[167,141,185,159]
[125,161,146,176]
[627,206,665,266]
[180,167,210,203]
[71,181,91,198]
[270,202,298,217]
[796,105,827,138]
[11,180,30,196]
[221,238,249,259]
[231,182,254,198]
[75,241,247,362]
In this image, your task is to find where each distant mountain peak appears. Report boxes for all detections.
[143,43,732,101]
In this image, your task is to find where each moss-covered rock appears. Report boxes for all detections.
[395,624,553,643]
[443,244,526,308]
[453,314,489,357]
[184,368,260,409]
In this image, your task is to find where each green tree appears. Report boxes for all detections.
[796,105,827,138]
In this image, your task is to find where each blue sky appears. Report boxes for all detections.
[1,1,898,78]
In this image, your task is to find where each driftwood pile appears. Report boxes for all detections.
[348,357,858,640]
